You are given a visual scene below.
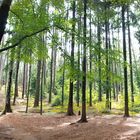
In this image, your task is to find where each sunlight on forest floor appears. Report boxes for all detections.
[0,113,140,140]
[1,88,140,140]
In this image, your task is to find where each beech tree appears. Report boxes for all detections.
[78,0,88,123]
[0,0,12,43]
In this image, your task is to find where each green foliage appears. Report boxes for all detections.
[94,101,110,114]
[129,94,140,114]
[30,68,37,96]
[1,0,140,118]
[51,95,62,106]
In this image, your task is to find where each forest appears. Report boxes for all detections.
[0,0,140,139]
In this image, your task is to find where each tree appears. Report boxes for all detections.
[104,3,110,110]
[122,5,129,117]
[127,5,134,103]
[49,36,54,103]
[78,0,88,123]
[89,9,93,107]
[26,62,31,113]
[34,60,41,107]
[0,0,12,42]
[2,49,14,114]
[67,0,76,116]
[13,48,21,105]
[97,19,102,102]
[22,63,28,99]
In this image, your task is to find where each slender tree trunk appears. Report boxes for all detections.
[108,19,111,110]
[26,63,31,113]
[97,20,102,102]
[89,9,92,107]
[62,55,65,106]
[40,61,44,115]
[2,50,14,114]
[49,40,54,103]
[22,63,28,99]
[78,0,87,123]
[67,0,75,116]
[25,64,28,97]
[127,6,134,103]
[117,21,122,95]
[52,43,57,95]
[105,5,110,110]
[5,52,9,93]
[111,25,116,100]
[122,5,129,117]
[34,60,41,107]
[13,49,20,105]
[76,14,81,107]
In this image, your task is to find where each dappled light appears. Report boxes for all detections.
[1,0,140,139]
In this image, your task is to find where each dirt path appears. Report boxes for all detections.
[1,113,140,140]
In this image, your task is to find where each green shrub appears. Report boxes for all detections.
[94,102,107,113]
[51,95,61,106]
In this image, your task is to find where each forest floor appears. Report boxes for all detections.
[1,90,140,139]
[1,113,140,140]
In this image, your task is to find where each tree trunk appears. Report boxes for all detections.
[76,14,81,107]
[122,5,129,117]
[127,6,134,103]
[49,37,54,103]
[2,50,14,114]
[78,0,87,123]
[89,9,92,107]
[0,0,12,42]
[52,42,57,95]
[62,55,65,106]
[67,0,75,116]
[34,60,41,107]
[105,5,110,110]
[97,19,102,102]
[13,48,21,105]
[26,63,31,113]
[40,61,44,115]
[22,63,28,99]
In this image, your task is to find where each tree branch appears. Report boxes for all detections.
[10,9,24,24]
[0,26,49,53]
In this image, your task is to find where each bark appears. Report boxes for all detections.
[40,61,44,115]
[105,5,110,110]
[22,63,27,99]
[127,6,134,103]
[49,42,54,103]
[67,0,75,116]
[34,60,41,107]
[52,43,57,95]
[2,50,14,114]
[97,20,102,102]
[0,0,12,43]
[13,49,20,105]
[76,14,81,107]
[62,55,65,106]
[78,0,87,123]
[25,63,31,113]
[122,5,129,117]
[89,9,92,107]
